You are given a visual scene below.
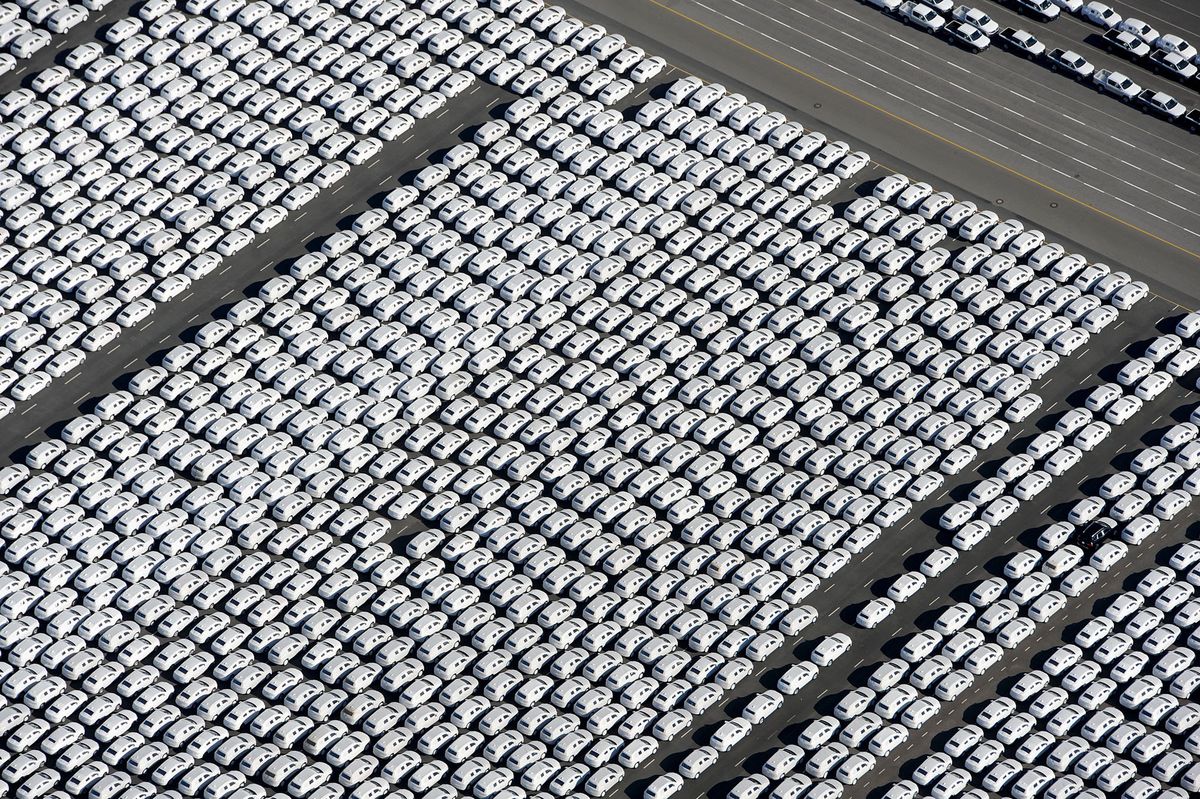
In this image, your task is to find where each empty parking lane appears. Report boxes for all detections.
[561,0,1200,308]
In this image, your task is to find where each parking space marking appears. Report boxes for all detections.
[647,0,1200,278]
[734,0,1200,210]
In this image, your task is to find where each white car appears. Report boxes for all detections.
[1015,0,1059,19]
[646,774,684,799]
[1155,33,1197,61]
[778,662,820,695]
[888,572,928,602]
[874,174,911,201]
[1080,1,1121,27]
[679,747,718,780]
[1093,69,1141,101]
[812,633,852,666]
[1117,17,1159,44]
[857,598,897,629]
[710,718,752,753]
[901,1,946,31]
[952,4,999,34]
[834,151,870,179]
[920,547,959,577]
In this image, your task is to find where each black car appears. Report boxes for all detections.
[1184,108,1200,133]
[996,27,1045,60]
[1072,519,1115,552]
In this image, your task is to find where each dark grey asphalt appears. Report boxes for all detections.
[559,0,1200,313]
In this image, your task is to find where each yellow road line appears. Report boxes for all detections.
[645,0,1200,273]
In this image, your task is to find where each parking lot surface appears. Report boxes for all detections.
[0,3,1197,799]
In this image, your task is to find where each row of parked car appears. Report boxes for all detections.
[0,0,668,417]
[898,494,1200,799]
[0,0,101,75]
[1018,0,1200,129]
[872,314,1200,799]
[866,315,1198,634]
[862,0,1200,132]
[429,71,1154,798]
[0,53,1148,799]
[936,329,1189,537]
[717,321,1200,799]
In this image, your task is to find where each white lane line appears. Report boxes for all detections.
[754,0,1200,172]
[686,0,1200,239]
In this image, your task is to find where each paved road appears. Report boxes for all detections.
[558,0,1200,313]
[0,81,510,464]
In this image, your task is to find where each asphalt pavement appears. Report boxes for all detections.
[4,4,1200,799]
[0,81,511,464]
[557,0,1200,313]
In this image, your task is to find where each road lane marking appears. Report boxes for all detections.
[645,0,1200,278]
